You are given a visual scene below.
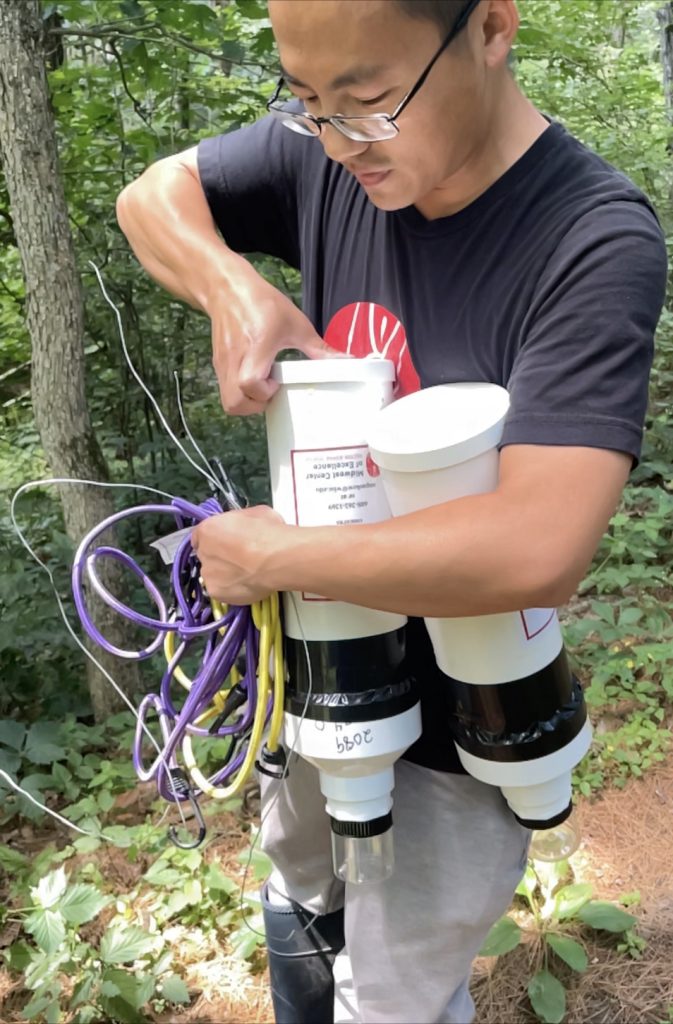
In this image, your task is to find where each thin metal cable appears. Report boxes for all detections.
[173,370,216,481]
[88,261,220,493]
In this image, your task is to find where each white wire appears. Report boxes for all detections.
[0,768,106,838]
[9,476,190,833]
[0,769,173,842]
[173,370,217,481]
[88,261,220,494]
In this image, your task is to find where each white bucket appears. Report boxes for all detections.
[367,383,562,682]
[265,358,406,641]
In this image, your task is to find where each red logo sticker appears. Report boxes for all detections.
[324,302,420,397]
[366,453,381,477]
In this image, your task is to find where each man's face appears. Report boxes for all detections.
[267,0,494,212]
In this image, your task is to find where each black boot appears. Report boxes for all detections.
[262,885,345,1024]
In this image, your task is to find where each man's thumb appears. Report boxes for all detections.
[298,336,352,360]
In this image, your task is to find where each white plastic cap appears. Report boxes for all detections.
[271,357,396,385]
[367,382,510,473]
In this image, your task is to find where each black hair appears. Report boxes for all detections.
[393,0,466,36]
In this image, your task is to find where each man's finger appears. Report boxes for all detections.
[238,375,280,405]
[219,385,269,416]
[296,336,350,360]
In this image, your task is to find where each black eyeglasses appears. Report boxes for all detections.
[266,0,481,143]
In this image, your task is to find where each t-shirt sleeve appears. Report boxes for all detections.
[501,200,667,465]
[196,113,304,268]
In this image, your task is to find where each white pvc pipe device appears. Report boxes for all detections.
[367,382,592,829]
[265,358,422,883]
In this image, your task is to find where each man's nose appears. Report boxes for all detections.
[319,123,371,165]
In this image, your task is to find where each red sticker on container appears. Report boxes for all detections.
[324,302,420,397]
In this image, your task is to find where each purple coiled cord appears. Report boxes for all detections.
[71,494,271,811]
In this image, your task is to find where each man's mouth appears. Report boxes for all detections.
[349,168,391,187]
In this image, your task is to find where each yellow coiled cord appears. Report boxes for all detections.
[163,591,284,800]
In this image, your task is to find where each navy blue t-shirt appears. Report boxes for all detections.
[197,115,667,772]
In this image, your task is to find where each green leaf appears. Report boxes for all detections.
[99,994,149,1024]
[22,988,61,1022]
[546,933,588,972]
[554,882,592,920]
[0,748,22,777]
[101,968,154,1010]
[230,927,264,960]
[120,0,144,17]
[5,940,34,972]
[45,997,61,1024]
[33,867,68,909]
[24,908,66,954]
[163,890,192,919]
[183,878,202,904]
[236,0,269,18]
[161,973,190,1005]
[71,971,96,1008]
[578,901,637,933]
[0,720,26,750]
[528,969,566,1024]
[142,862,183,887]
[72,835,101,854]
[478,915,522,957]
[206,863,237,896]
[59,883,111,925]
[0,844,28,872]
[590,600,615,625]
[515,864,538,909]
[50,762,73,791]
[97,789,115,813]
[24,722,66,764]
[238,845,272,881]
[100,924,155,964]
[71,1006,100,1024]
[101,825,135,848]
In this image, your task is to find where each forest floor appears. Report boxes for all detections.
[1,755,672,1024]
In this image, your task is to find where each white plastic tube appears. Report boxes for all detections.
[264,359,422,880]
[367,382,592,827]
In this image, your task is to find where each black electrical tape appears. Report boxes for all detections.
[285,632,418,722]
[329,812,392,838]
[450,650,588,762]
[513,799,573,831]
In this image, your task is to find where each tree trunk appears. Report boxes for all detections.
[658,4,673,135]
[0,0,139,720]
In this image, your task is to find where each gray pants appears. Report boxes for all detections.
[261,755,530,1024]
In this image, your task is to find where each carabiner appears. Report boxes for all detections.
[166,767,207,849]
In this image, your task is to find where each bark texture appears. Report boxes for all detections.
[659,3,673,130]
[0,0,139,719]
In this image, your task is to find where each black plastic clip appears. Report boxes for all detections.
[167,768,207,849]
[255,743,288,780]
[208,683,249,735]
[208,456,248,511]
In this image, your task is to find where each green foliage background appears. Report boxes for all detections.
[0,0,672,781]
[0,3,672,1022]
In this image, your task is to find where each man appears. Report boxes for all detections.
[117,2,666,1021]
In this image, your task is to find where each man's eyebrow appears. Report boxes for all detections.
[280,64,389,91]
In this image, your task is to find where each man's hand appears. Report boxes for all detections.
[116,145,338,418]
[191,505,288,605]
[206,273,336,416]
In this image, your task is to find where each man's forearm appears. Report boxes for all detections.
[267,490,572,618]
[116,153,257,313]
[191,447,628,613]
